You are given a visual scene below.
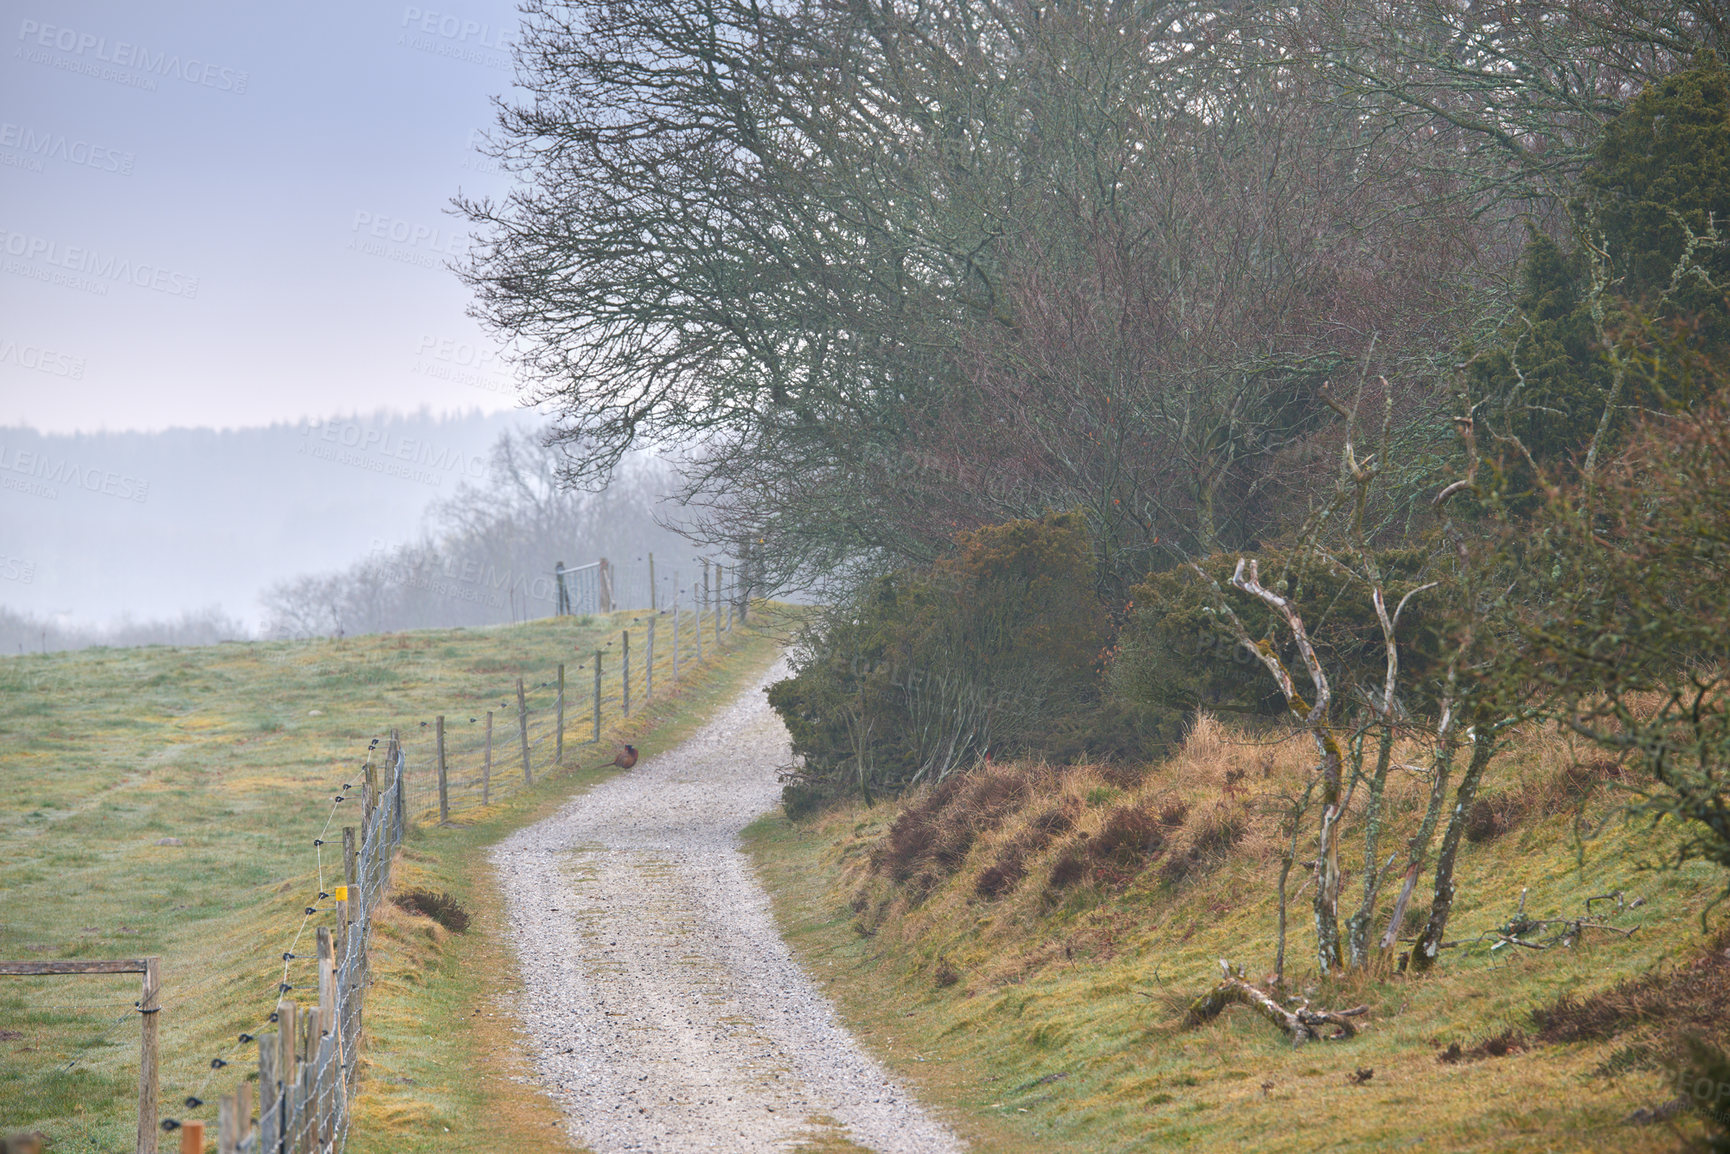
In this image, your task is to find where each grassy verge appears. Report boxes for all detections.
[0,610,786,1149]
[745,714,1727,1153]
[345,619,787,1153]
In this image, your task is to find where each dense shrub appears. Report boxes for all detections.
[1467,59,1730,471]
[771,512,1169,813]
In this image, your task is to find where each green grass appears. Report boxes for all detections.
[0,611,786,1150]
[744,731,1728,1153]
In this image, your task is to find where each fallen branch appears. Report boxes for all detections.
[1474,889,1644,952]
[1184,961,1368,1048]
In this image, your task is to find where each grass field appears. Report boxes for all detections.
[0,610,782,1150]
[745,714,1729,1154]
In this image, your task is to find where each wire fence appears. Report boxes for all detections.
[168,597,743,1152]
[553,554,743,622]
[401,597,741,823]
[139,736,405,1153]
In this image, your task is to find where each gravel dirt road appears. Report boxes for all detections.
[491,659,965,1153]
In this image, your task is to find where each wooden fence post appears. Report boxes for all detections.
[646,618,655,702]
[435,715,448,825]
[482,711,493,805]
[556,664,565,766]
[739,541,751,624]
[342,827,357,894]
[391,729,405,843]
[389,730,410,836]
[276,1000,298,1150]
[219,1089,237,1153]
[648,551,656,610]
[592,651,602,742]
[672,599,680,682]
[300,1011,317,1153]
[257,1033,277,1152]
[695,583,704,664]
[341,827,356,935]
[517,678,531,785]
[177,1120,203,1154]
[622,631,631,717]
[316,928,335,1036]
[138,955,160,1154]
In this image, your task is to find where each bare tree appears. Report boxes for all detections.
[460,0,1513,597]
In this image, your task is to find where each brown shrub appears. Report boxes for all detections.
[1047,848,1088,890]
[1157,805,1245,885]
[976,848,1028,898]
[878,776,966,879]
[1089,804,1165,864]
[1466,760,1621,844]
[977,801,1078,900]
[876,766,1037,891]
[962,768,1033,824]
[1190,805,1246,857]
[392,887,470,933]
[1530,938,1730,1074]
[1531,971,1672,1044]
[1465,797,1508,843]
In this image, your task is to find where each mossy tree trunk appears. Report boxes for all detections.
[1412,729,1499,971]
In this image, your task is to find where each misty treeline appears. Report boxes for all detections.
[262,430,692,638]
[461,0,1730,1009]
[0,606,249,655]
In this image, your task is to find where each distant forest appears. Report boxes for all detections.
[0,413,701,650]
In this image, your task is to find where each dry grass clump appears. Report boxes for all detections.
[976,802,1078,899]
[873,765,1035,897]
[876,711,1315,906]
[1159,802,1248,885]
[1046,846,1089,891]
[868,708,1636,959]
[392,887,471,933]
[1090,804,1165,864]
[1522,928,1730,1105]
[1466,758,1623,843]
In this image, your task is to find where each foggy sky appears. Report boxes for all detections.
[1,0,529,433]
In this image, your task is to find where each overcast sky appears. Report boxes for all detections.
[1,0,530,433]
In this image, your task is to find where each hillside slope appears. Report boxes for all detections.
[747,715,1727,1153]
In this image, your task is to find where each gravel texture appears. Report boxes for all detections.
[491,660,965,1153]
